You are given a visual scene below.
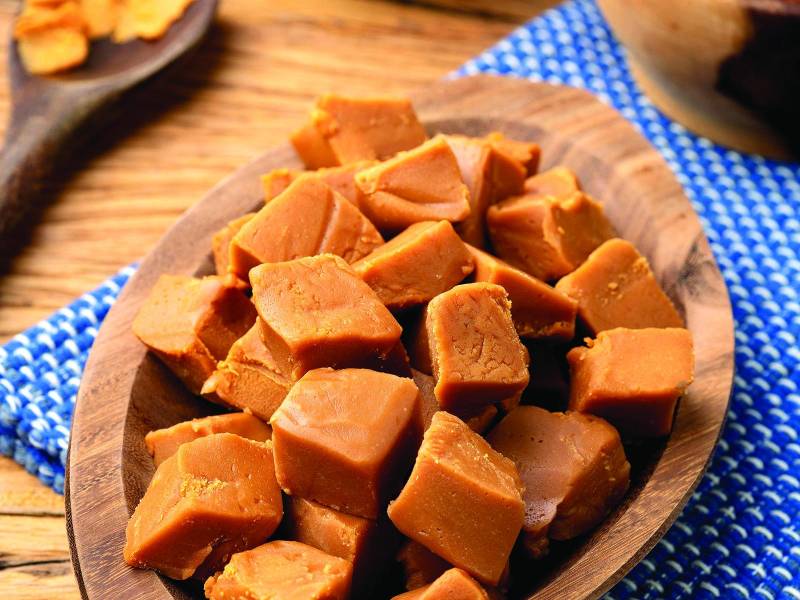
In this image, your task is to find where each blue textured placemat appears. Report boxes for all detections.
[1,0,799,597]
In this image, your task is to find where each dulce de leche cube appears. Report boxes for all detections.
[523,165,580,198]
[426,283,529,413]
[355,137,471,233]
[392,568,489,600]
[488,406,630,557]
[250,254,402,378]
[555,238,684,333]
[271,368,422,518]
[568,328,695,437]
[132,275,256,394]
[201,321,294,421]
[204,540,352,600]
[487,192,615,281]
[467,244,577,341]
[388,412,524,585]
[352,221,474,311]
[124,434,283,580]
[230,177,384,280]
[284,497,393,596]
[443,134,526,248]
[290,94,427,169]
[145,413,271,467]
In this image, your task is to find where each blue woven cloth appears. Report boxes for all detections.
[1,0,799,597]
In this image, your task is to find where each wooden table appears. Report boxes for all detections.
[0,0,558,597]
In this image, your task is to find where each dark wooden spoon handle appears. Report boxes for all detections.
[0,87,104,244]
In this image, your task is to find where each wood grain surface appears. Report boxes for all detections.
[67,76,733,600]
[0,1,552,598]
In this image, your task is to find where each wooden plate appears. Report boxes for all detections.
[66,75,734,600]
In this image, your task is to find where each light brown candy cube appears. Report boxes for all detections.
[487,191,615,281]
[555,238,684,333]
[568,327,695,437]
[290,94,427,168]
[426,283,529,413]
[488,406,630,557]
[123,434,282,580]
[352,220,474,311]
[250,254,402,378]
[204,540,352,600]
[388,412,524,585]
[271,368,422,519]
[229,177,384,280]
[132,275,256,394]
[356,138,471,233]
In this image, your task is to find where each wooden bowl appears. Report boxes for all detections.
[66,75,734,600]
[597,0,800,159]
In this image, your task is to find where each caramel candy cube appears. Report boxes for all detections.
[412,369,497,434]
[555,238,684,333]
[229,177,384,280]
[290,94,427,168]
[487,191,615,281]
[132,275,256,394]
[468,244,577,341]
[145,413,271,467]
[486,132,541,176]
[355,138,471,233]
[388,412,524,585]
[523,165,580,198]
[488,406,630,557]
[284,497,391,595]
[568,328,695,437]
[211,213,255,279]
[426,283,529,413]
[271,368,422,519]
[201,321,294,421]
[443,134,526,247]
[393,568,489,600]
[124,434,282,579]
[204,540,352,600]
[250,255,402,378]
[397,539,452,591]
[352,221,474,311]
[261,168,298,203]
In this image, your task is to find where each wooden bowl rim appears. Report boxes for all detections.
[66,75,734,600]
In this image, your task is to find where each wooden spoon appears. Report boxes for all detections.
[67,76,734,600]
[0,0,218,251]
